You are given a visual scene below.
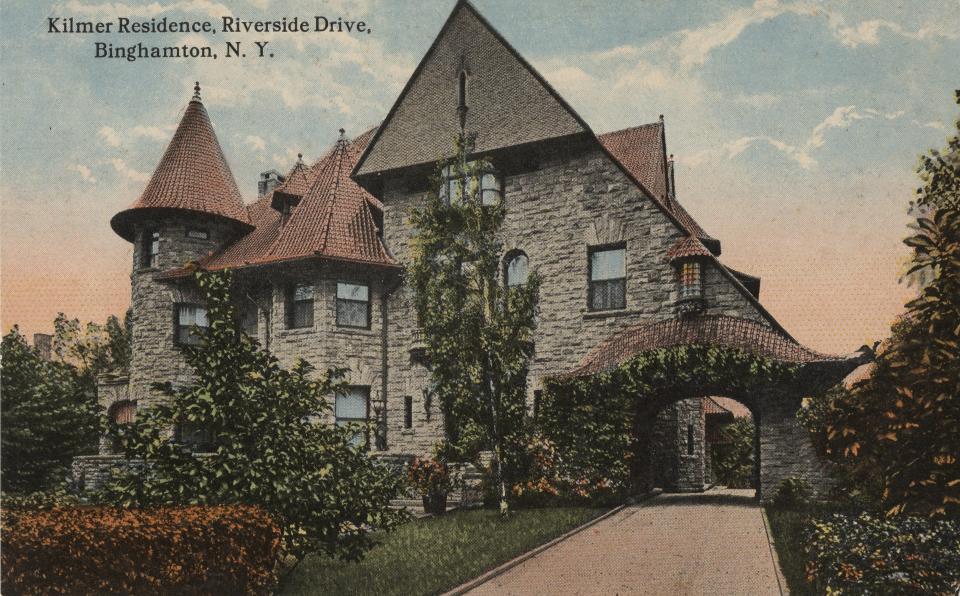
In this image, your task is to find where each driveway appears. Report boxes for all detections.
[466,489,785,596]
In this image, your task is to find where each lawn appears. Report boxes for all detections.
[280,507,604,596]
[765,505,830,596]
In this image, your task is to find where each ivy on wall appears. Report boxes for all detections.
[538,346,799,497]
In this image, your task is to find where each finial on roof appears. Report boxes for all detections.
[297,152,303,164]
[669,153,674,162]
[336,128,347,148]
[659,114,664,122]
[192,82,201,102]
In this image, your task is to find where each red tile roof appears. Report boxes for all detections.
[560,315,841,378]
[667,236,713,261]
[111,88,250,241]
[598,123,715,244]
[161,127,396,277]
[705,396,752,418]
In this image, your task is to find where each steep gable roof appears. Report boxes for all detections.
[354,0,588,178]
[111,84,250,242]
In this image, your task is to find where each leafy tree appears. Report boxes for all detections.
[804,92,960,517]
[103,271,405,564]
[709,418,755,489]
[1,328,100,493]
[409,136,541,514]
[52,311,130,381]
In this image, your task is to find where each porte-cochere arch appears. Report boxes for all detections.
[541,316,870,502]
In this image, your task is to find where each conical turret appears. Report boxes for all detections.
[110,82,251,242]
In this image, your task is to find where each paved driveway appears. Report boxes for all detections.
[467,489,784,596]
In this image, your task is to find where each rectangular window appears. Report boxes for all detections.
[679,261,702,300]
[336,386,370,447]
[142,230,159,268]
[186,228,209,240]
[175,304,208,345]
[287,284,314,329]
[589,246,626,311]
[336,282,370,328]
[403,395,413,429]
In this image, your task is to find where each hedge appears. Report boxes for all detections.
[806,512,960,595]
[1,505,280,595]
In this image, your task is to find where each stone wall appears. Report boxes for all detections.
[380,140,772,455]
[128,216,240,410]
[71,455,135,492]
[651,397,706,492]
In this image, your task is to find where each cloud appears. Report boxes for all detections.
[97,126,122,147]
[106,158,150,182]
[61,0,232,20]
[914,120,947,131]
[97,124,172,147]
[130,125,173,141]
[828,17,959,48]
[271,148,300,169]
[67,163,97,184]
[673,0,816,68]
[245,135,266,151]
[689,105,906,170]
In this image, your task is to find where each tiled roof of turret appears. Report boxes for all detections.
[160,126,396,277]
[666,236,713,261]
[111,83,250,241]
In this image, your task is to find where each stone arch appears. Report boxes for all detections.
[547,316,869,502]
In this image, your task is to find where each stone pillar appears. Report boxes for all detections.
[757,389,834,502]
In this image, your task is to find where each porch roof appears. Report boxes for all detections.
[561,315,844,378]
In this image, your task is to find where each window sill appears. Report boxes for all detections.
[582,308,643,320]
[333,326,375,337]
[279,327,316,337]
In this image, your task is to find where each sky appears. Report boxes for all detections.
[1,0,958,355]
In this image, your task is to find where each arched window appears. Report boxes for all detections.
[505,252,529,287]
[109,400,136,424]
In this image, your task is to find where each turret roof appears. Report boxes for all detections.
[110,83,250,241]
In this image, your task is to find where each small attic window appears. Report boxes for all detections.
[458,71,468,109]
[186,228,209,240]
[679,261,702,300]
[439,161,501,207]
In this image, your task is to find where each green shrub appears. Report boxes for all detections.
[710,418,755,488]
[772,477,810,509]
[806,512,960,595]
[1,505,280,595]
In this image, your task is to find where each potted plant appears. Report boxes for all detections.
[407,456,452,514]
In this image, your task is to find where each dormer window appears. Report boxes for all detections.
[679,261,702,300]
[141,230,159,268]
[439,161,501,207]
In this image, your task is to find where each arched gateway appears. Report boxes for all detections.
[546,315,870,502]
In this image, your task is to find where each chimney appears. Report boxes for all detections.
[667,154,676,208]
[33,333,52,361]
[258,169,285,198]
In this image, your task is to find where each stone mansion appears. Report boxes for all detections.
[77,1,853,496]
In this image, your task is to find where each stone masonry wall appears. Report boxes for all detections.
[380,140,772,455]
[128,216,239,410]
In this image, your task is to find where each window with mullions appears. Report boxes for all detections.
[439,162,501,207]
[588,246,626,311]
[287,283,314,329]
[175,304,208,345]
[336,282,370,328]
[141,230,160,268]
[336,386,369,447]
[679,261,702,300]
